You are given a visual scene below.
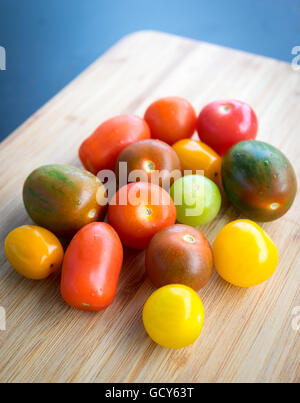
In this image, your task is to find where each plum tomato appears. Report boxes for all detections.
[115,139,181,189]
[143,284,205,349]
[5,225,64,280]
[170,175,221,226]
[60,222,123,311]
[79,115,151,175]
[197,99,258,156]
[213,219,278,287]
[146,224,213,291]
[172,138,222,184]
[222,140,297,221]
[144,96,197,145]
[107,182,176,250]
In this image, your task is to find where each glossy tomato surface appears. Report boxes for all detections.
[172,138,222,184]
[23,164,107,237]
[143,284,205,349]
[197,99,258,155]
[170,175,221,226]
[146,224,213,291]
[79,115,151,175]
[5,225,64,280]
[213,219,278,287]
[60,222,123,311]
[115,139,181,189]
[108,182,176,249]
[222,140,297,221]
[144,97,196,145]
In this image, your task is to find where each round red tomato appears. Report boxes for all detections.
[60,222,123,311]
[144,96,197,145]
[79,115,151,175]
[146,224,213,291]
[196,100,258,156]
[108,182,176,250]
[115,139,181,189]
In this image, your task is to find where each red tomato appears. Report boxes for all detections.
[115,139,181,189]
[108,182,176,250]
[79,115,151,175]
[146,224,213,291]
[144,97,197,145]
[60,222,123,311]
[196,100,258,156]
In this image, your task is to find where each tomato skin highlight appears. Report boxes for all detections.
[172,138,222,184]
[197,99,258,156]
[222,140,297,221]
[144,97,197,145]
[146,224,213,291]
[5,225,64,280]
[79,115,151,175]
[115,139,181,189]
[213,219,278,287]
[108,182,176,250]
[60,222,123,311]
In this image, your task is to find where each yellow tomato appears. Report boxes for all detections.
[213,219,278,287]
[172,138,222,183]
[142,284,205,349]
[5,225,64,279]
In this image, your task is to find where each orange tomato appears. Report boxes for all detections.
[172,139,222,183]
[144,97,196,145]
[108,182,176,250]
[79,115,151,175]
[60,222,123,311]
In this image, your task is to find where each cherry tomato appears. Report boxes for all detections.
[5,225,64,280]
[170,175,221,226]
[108,182,176,250]
[143,284,205,349]
[213,219,278,287]
[146,224,213,291]
[79,115,151,175]
[60,222,123,311]
[197,100,258,156]
[172,138,222,184]
[115,139,181,189]
[144,97,197,145]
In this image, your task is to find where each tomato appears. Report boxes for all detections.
[108,182,176,250]
[170,175,221,226]
[222,140,297,221]
[172,138,222,184]
[143,284,205,349]
[23,164,107,237]
[146,224,213,291]
[5,225,64,280]
[60,222,123,311]
[197,100,258,156]
[115,139,181,189]
[79,115,151,175]
[144,97,197,145]
[213,219,278,287]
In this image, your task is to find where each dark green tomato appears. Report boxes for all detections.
[23,164,107,237]
[222,140,297,221]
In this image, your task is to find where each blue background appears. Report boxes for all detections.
[0,0,299,141]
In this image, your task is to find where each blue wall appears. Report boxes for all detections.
[0,0,299,141]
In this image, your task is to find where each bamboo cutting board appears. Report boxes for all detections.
[0,31,299,383]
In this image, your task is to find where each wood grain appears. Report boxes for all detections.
[0,31,299,383]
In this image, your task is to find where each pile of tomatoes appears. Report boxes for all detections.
[5,97,297,349]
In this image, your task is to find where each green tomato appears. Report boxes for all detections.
[170,175,221,226]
